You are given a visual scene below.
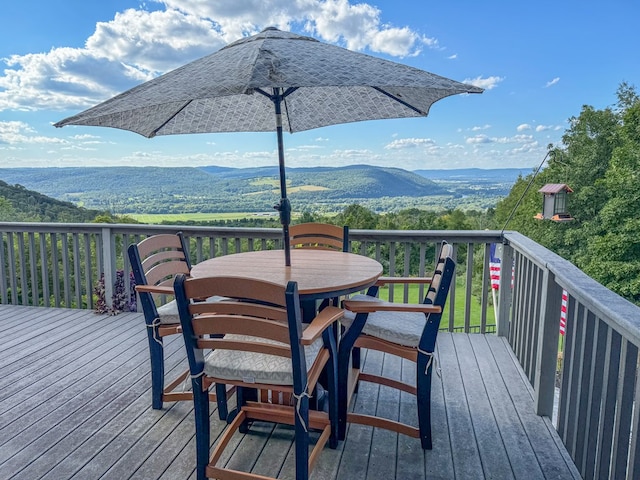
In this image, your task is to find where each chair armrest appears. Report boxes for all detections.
[135,285,174,295]
[375,276,433,286]
[301,306,344,345]
[343,299,442,314]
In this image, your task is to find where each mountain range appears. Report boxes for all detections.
[0,165,528,215]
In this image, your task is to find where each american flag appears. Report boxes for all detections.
[489,243,501,290]
[560,289,568,336]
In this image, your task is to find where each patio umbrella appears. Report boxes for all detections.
[55,27,483,266]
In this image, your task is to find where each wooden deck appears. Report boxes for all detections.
[0,305,580,480]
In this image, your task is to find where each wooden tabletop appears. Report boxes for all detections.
[190,249,383,300]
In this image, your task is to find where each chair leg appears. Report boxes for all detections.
[192,378,211,480]
[337,334,354,441]
[294,387,310,480]
[215,383,228,421]
[323,327,339,449]
[416,355,433,450]
[337,313,367,441]
[147,332,165,410]
[236,387,257,433]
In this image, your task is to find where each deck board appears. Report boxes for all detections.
[0,305,580,480]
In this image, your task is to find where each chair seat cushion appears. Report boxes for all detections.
[204,333,324,386]
[342,294,425,347]
[156,296,228,325]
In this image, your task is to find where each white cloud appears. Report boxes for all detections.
[517,124,531,131]
[534,124,563,132]
[545,77,560,87]
[384,138,435,149]
[463,75,504,90]
[0,120,68,145]
[466,133,535,145]
[157,0,435,57]
[466,134,491,145]
[71,134,101,140]
[471,124,491,131]
[0,1,439,113]
[289,144,324,151]
[86,8,226,74]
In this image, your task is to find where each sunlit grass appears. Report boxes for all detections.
[128,212,280,223]
[377,279,496,331]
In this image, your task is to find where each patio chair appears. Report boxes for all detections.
[337,242,456,449]
[175,274,342,480]
[290,222,349,252]
[127,233,231,417]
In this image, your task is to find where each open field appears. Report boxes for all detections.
[128,211,282,223]
[380,280,496,331]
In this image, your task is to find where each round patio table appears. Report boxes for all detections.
[191,248,382,409]
[190,249,383,303]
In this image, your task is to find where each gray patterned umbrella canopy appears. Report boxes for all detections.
[55,27,483,265]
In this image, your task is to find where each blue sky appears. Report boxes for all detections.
[1,0,638,171]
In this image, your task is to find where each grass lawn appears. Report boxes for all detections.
[128,212,281,223]
[377,278,496,332]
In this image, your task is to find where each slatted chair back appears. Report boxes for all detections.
[290,223,349,252]
[175,274,342,480]
[134,233,191,290]
[424,242,454,305]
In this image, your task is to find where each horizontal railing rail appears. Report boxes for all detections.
[1,221,639,478]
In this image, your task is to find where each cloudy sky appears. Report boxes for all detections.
[1,0,638,170]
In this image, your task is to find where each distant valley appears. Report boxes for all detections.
[0,165,530,215]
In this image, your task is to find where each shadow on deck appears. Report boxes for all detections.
[0,305,580,480]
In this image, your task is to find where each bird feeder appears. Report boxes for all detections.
[534,183,574,222]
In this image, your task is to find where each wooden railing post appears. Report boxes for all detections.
[534,268,562,417]
[101,226,116,308]
[496,243,513,337]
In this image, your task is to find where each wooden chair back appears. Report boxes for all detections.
[290,223,349,252]
[130,232,191,291]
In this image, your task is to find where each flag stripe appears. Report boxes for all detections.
[490,243,501,290]
[560,289,568,336]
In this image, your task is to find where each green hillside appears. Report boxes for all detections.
[0,180,103,222]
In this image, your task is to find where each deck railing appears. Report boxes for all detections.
[1,221,639,479]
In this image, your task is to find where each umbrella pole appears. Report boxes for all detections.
[273,90,292,266]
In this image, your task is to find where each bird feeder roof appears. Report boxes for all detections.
[538,183,573,194]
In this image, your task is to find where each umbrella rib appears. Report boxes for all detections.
[254,87,298,133]
[372,87,426,115]
[149,100,193,138]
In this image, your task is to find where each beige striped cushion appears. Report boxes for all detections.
[204,333,323,386]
